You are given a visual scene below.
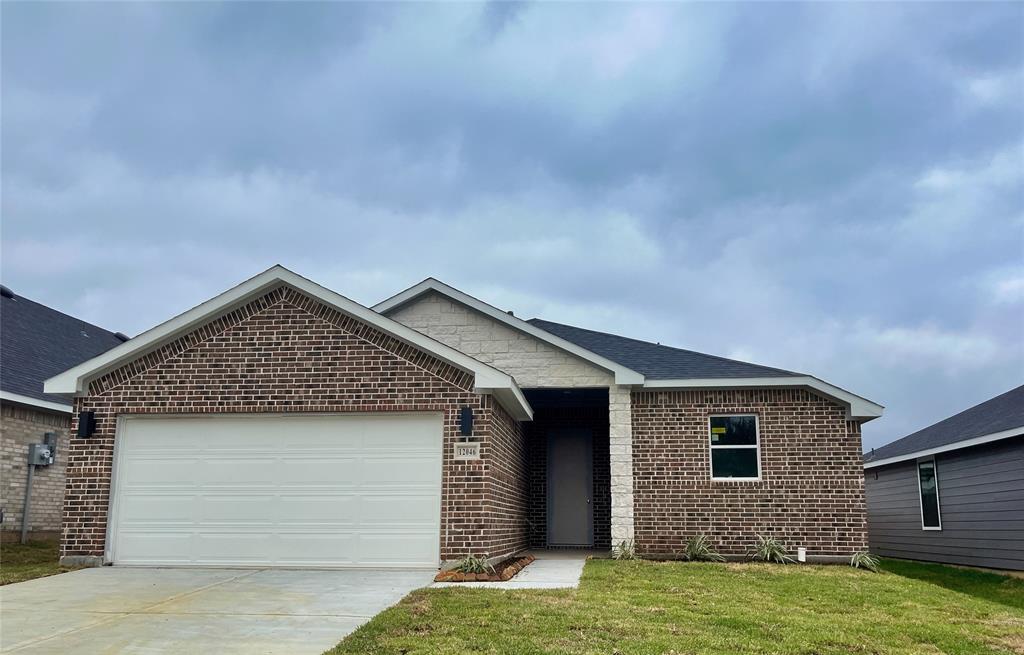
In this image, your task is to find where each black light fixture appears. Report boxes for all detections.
[76,411,96,438]
[459,406,473,439]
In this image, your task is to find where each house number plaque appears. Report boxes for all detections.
[453,442,481,461]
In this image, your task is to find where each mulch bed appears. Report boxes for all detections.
[434,554,536,583]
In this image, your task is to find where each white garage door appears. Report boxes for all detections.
[109,414,443,568]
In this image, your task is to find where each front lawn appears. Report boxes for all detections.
[330,558,1024,655]
[0,540,80,585]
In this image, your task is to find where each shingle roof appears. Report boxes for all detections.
[1,288,126,408]
[864,384,1024,464]
[526,318,800,380]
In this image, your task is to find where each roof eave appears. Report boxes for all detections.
[44,266,534,421]
[863,425,1024,469]
[642,376,884,421]
[0,390,73,414]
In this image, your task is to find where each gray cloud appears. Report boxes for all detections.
[2,2,1022,449]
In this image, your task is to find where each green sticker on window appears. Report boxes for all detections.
[711,427,727,434]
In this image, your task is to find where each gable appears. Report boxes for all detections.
[87,286,478,406]
[388,291,613,389]
[45,266,532,420]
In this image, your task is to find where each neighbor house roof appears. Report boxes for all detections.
[44,266,533,421]
[1,286,126,412]
[864,384,1024,468]
[375,278,883,420]
[527,318,799,380]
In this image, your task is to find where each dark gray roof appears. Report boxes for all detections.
[865,384,1024,463]
[1,288,126,408]
[527,318,800,380]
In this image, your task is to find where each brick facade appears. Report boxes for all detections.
[57,279,870,567]
[61,285,529,565]
[631,388,867,560]
[1,403,70,541]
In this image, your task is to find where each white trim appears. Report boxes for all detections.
[916,457,942,531]
[374,279,646,385]
[0,391,73,414]
[644,376,884,421]
[708,414,762,482]
[864,426,1024,469]
[43,266,532,421]
[105,413,126,564]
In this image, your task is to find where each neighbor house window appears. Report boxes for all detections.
[709,415,760,480]
[918,458,941,530]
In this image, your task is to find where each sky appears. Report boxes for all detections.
[2,2,1022,450]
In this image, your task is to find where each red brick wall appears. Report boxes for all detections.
[484,401,530,558]
[631,389,867,559]
[61,285,528,563]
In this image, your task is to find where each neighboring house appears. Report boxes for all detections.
[0,285,126,541]
[864,385,1024,571]
[44,266,882,568]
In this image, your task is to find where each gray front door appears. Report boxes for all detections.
[547,428,593,547]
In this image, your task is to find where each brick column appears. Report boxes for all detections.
[608,385,635,545]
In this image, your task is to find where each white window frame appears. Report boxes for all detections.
[708,414,762,481]
[917,457,942,531]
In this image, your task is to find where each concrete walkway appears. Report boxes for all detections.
[432,549,598,589]
[1,567,434,654]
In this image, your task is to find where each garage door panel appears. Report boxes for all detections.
[202,457,280,485]
[278,496,358,524]
[111,415,443,568]
[275,534,358,565]
[116,533,193,564]
[360,495,444,525]
[361,456,441,484]
[120,495,196,522]
[195,533,279,562]
[275,457,360,483]
[122,457,201,486]
[197,495,279,523]
[357,533,438,565]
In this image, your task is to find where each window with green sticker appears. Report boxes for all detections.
[709,416,760,479]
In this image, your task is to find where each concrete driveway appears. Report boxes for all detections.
[1,567,434,654]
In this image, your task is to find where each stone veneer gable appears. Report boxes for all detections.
[387,291,614,389]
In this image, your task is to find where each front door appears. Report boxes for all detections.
[547,428,593,547]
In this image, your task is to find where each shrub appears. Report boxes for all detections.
[850,550,880,572]
[749,535,795,564]
[613,539,636,560]
[683,534,725,562]
[454,554,495,575]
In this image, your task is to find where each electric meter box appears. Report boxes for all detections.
[28,443,53,466]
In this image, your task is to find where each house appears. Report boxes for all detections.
[44,266,882,568]
[1,285,126,541]
[864,385,1023,571]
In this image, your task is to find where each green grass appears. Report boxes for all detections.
[329,558,1024,655]
[0,540,80,585]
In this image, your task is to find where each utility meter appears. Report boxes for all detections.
[28,443,53,466]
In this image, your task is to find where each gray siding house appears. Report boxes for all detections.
[864,385,1024,571]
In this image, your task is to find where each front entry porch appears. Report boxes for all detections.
[523,388,611,551]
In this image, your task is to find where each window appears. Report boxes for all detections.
[918,458,941,530]
[709,415,760,480]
